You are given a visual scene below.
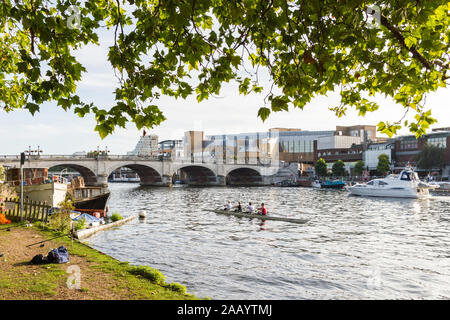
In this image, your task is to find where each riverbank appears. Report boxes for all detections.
[0,223,200,300]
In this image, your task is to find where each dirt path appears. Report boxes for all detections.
[0,226,136,299]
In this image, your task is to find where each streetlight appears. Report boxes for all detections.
[20,152,25,222]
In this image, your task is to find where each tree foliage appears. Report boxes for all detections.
[0,165,5,181]
[376,153,391,175]
[315,157,327,177]
[1,0,449,138]
[353,160,365,175]
[332,159,346,176]
[415,143,445,170]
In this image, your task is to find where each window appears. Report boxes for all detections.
[367,181,374,185]
[379,181,388,186]
[400,139,418,150]
[427,137,447,148]
[400,172,411,181]
[294,140,300,153]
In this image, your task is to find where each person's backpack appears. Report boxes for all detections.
[47,246,69,264]
[30,254,47,265]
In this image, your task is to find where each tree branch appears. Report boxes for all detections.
[378,13,433,70]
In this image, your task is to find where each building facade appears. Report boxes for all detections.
[392,130,450,176]
[127,134,159,156]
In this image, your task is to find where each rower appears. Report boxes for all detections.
[247,202,255,214]
[257,203,267,215]
[233,202,242,212]
[224,201,232,211]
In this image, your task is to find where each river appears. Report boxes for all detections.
[84,183,450,299]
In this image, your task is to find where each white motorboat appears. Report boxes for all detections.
[346,166,438,199]
[312,180,321,188]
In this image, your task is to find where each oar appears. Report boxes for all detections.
[26,233,71,248]
[0,222,28,231]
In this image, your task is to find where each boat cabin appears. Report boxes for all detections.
[71,187,107,201]
[6,168,49,186]
[399,169,419,181]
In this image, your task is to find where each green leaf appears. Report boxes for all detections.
[257,107,271,122]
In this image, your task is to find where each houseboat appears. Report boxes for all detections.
[6,168,67,207]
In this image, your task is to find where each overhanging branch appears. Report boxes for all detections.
[378,14,433,70]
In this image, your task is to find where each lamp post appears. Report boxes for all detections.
[20,152,25,223]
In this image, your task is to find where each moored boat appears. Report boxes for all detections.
[312,179,346,189]
[67,177,110,216]
[6,168,68,207]
[346,166,438,199]
[209,209,308,224]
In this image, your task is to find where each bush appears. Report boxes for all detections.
[48,211,72,233]
[110,212,123,222]
[48,198,74,233]
[74,218,87,231]
[165,282,187,294]
[128,265,166,285]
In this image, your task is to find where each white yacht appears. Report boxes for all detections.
[346,166,438,199]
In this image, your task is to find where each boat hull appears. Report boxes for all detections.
[321,183,345,189]
[210,209,308,224]
[14,182,67,207]
[73,192,110,211]
[346,186,429,199]
[312,181,345,189]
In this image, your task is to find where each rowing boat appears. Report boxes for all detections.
[209,209,308,224]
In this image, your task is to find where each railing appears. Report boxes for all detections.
[0,154,168,161]
[0,154,276,166]
[0,197,51,222]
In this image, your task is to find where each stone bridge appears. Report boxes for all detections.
[0,155,281,187]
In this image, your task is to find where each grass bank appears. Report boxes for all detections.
[0,223,201,300]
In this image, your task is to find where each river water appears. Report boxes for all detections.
[84,183,450,299]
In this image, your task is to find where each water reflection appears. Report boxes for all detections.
[85,183,450,299]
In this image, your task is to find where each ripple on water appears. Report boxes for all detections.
[85,184,450,299]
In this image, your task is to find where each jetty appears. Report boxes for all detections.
[75,215,136,240]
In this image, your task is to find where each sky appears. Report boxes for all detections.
[1,24,449,155]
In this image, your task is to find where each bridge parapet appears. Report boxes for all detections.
[0,154,282,186]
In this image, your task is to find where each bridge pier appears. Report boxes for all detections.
[216,175,226,186]
[93,174,108,187]
[161,174,173,187]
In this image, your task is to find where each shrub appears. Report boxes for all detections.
[74,217,87,231]
[48,198,74,233]
[110,212,123,222]
[48,211,72,233]
[128,265,166,285]
[165,282,187,294]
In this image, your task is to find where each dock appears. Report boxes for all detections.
[74,215,136,240]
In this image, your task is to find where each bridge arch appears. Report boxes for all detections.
[107,164,162,185]
[174,165,217,185]
[48,163,98,186]
[226,167,263,186]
